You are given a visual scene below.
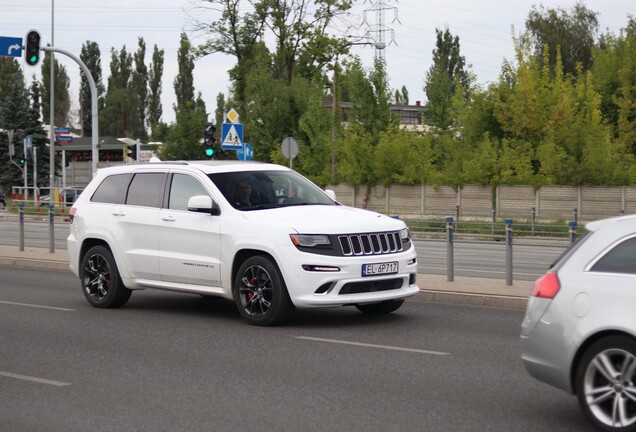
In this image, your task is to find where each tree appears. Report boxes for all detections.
[79,41,105,136]
[0,59,30,188]
[524,2,599,76]
[193,0,268,115]
[148,44,165,137]
[132,38,149,140]
[593,27,636,143]
[174,33,195,111]
[40,54,71,127]
[424,28,470,130]
[214,92,225,132]
[100,46,136,137]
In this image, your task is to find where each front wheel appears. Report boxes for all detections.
[234,255,294,326]
[575,335,636,431]
[355,299,404,315]
[80,245,132,308]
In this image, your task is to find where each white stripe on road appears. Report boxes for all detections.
[0,300,74,311]
[0,371,71,387]
[295,336,450,356]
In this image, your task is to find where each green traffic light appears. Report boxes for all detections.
[29,55,37,63]
[205,148,215,157]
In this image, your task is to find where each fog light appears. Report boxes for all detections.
[409,273,416,285]
[407,258,417,265]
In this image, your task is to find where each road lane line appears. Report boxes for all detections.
[0,371,71,387]
[295,336,450,356]
[0,300,74,311]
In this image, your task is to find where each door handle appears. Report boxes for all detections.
[161,216,176,222]
[112,211,126,217]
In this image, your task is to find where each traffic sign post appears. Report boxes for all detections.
[0,36,23,58]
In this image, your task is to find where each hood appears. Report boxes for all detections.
[241,205,405,234]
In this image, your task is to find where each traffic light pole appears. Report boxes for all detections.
[42,46,99,179]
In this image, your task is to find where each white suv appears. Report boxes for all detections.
[67,160,419,325]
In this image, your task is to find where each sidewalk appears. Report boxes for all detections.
[0,245,533,309]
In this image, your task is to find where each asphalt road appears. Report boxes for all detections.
[0,265,593,432]
[0,216,565,281]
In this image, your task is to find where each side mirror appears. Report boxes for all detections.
[187,195,220,216]
[324,189,336,201]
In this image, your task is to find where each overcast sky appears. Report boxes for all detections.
[0,0,633,128]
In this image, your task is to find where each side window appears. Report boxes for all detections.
[91,174,132,204]
[590,237,636,275]
[126,173,167,208]
[168,174,209,211]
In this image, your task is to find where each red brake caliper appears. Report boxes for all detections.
[247,277,256,300]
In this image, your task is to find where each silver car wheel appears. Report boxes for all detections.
[583,347,636,428]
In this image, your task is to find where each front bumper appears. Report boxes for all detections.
[279,244,420,308]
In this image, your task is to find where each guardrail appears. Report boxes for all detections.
[406,217,579,286]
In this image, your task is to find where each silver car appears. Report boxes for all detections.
[521,215,636,431]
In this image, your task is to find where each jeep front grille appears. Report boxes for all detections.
[338,231,403,256]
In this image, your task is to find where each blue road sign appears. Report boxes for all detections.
[54,127,71,134]
[221,123,244,150]
[236,143,253,161]
[0,36,23,58]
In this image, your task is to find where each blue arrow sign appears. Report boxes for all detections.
[236,143,253,161]
[221,123,244,150]
[0,36,23,58]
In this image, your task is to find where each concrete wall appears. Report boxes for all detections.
[326,183,636,221]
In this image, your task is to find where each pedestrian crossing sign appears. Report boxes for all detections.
[221,123,243,150]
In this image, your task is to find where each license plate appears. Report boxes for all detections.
[362,261,398,276]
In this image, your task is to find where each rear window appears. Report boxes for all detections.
[126,173,167,208]
[91,174,133,204]
[590,236,636,275]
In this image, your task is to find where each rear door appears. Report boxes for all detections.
[112,172,166,280]
[158,172,222,286]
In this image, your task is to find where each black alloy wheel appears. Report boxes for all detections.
[80,245,131,308]
[234,255,294,326]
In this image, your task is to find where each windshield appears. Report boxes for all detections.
[208,170,336,211]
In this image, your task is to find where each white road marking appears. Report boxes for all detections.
[295,336,450,356]
[0,300,74,311]
[0,371,71,387]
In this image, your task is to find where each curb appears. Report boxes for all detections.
[419,289,528,309]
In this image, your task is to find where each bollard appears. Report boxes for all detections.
[49,204,55,253]
[621,209,625,216]
[446,216,454,282]
[491,205,496,239]
[569,221,577,245]
[18,202,24,252]
[505,218,513,286]
[531,207,536,235]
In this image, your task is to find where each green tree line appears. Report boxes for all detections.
[0,1,634,191]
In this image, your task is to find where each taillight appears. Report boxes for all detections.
[69,207,76,222]
[531,272,560,299]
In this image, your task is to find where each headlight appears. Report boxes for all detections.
[400,227,410,240]
[290,234,331,248]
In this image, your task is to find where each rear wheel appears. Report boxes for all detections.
[355,299,404,315]
[80,245,132,308]
[575,335,636,431]
[233,255,294,326]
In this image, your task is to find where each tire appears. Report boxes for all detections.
[355,299,404,315]
[80,245,132,308]
[575,335,636,432]
[233,255,294,326]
